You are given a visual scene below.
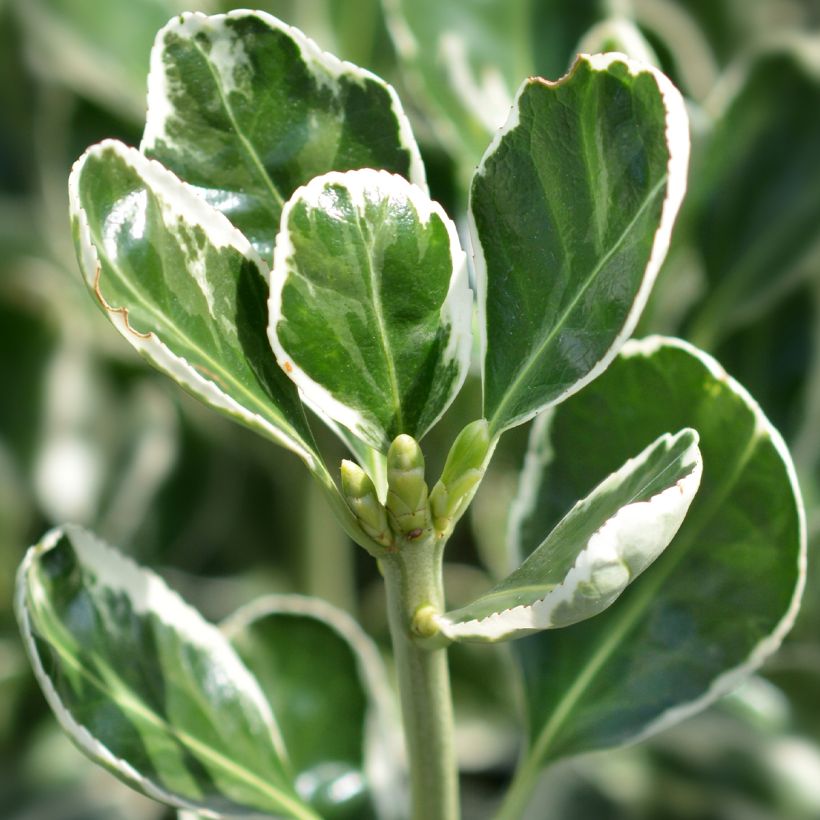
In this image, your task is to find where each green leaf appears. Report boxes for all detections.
[223,595,403,820]
[687,48,820,347]
[508,337,805,773]
[142,9,426,259]
[270,169,472,451]
[436,429,701,643]
[69,139,320,471]
[15,525,319,819]
[471,54,690,436]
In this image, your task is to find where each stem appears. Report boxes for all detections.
[382,536,459,820]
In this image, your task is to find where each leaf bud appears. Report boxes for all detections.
[430,420,490,531]
[341,460,392,547]
[386,435,430,536]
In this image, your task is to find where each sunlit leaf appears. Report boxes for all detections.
[270,169,471,451]
[471,54,689,435]
[142,9,426,258]
[16,525,319,818]
[437,429,701,642]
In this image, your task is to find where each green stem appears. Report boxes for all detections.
[382,537,459,820]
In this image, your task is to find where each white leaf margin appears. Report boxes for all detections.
[614,335,808,747]
[141,9,428,194]
[222,595,406,820]
[469,52,691,434]
[69,139,319,470]
[435,428,702,642]
[268,168,472,451]
[14,524,310,820]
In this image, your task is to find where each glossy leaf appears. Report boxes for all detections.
[436,429,701,643]
[142,9,426,259]
[69,139,321,471]
[471,53,690,435]
[15,525,318,819]
[688,49,820,347]
[509,337,805,773]
[270,169,472,451]
[223,596,403,820]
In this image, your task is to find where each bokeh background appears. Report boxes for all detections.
[2,0,820,818]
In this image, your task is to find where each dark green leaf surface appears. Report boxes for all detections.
[688,49,820,346]
[69,139,320,470]
[15,525,318,819]
[142,9,426,258]
[471,54,689,435]
[270,169,472,451]
[509,337,805,772]
[223,596,402,819]
[437,429,701,642]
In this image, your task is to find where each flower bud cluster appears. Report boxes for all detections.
[341,422,490,548]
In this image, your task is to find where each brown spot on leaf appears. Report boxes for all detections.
[92,264,151,340]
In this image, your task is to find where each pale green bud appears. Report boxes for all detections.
[341,460,391,547]
[430,420,490,532]
[386,435,430,537]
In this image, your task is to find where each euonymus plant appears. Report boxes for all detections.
[15,10,806,820]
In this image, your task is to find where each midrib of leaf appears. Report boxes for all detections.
[580,78,608,254]
[521,422,762,768]
[92,236,310,452]
[488,173,669,433]
[189,38,286,212]
[354,203,404,434]
[29,596,318,820]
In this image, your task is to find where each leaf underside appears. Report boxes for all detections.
[439,428,701,642]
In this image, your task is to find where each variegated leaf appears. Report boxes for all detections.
[142,9,426,259]
[15,525,318,819]
[471,53,690,435]
[69,139,320,470]
[223,596,404,820]
[436,429,701,642]
[270,169,472,452]
[506,337,805,787]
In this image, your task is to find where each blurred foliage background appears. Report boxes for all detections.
[1,0,820,818]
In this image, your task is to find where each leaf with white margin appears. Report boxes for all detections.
[470,53,690,436]
[15,525,319,819]
[270,169,472,452]
[142,9,426,259]
[69,139,320,471]
[506,337,805,781]
[435,429,701,643]
[223,596,404,820]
